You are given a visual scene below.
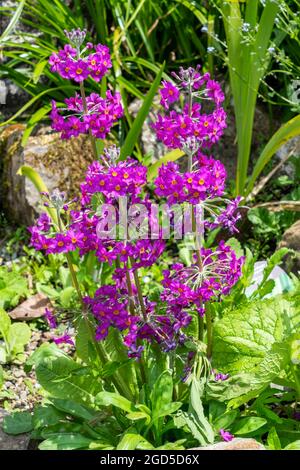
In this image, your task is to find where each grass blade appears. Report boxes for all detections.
[119,61,165,161]
[246,114,300,196]
[17,165,58,224]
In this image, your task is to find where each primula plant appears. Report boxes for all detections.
[6,28,298,451]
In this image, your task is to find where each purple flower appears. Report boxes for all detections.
[292,411,300,421]
[44,308,57,329]
[50,91,123,140]
[152,68,227,150]
[214,371,229,381]
[160,81,180,109]
[49,38,112,83]
[53,334,74,346]
[220,429,234,442]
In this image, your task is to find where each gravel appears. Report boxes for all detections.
[1,329,73,411]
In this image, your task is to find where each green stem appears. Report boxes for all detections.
[79,81,98,160]
[131,261,147,321]
[206,304,213,360]
[125,263,136,315]
[198,315,204,342]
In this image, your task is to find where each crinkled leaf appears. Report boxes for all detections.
[213,297,290,373]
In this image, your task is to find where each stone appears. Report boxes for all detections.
[0,125,97,225]
[0,409,30,450]
[9,293,52,321]
[193,438,265,450]
[278,219,300,275]
[128,97,166,162]
[276,135,300,178]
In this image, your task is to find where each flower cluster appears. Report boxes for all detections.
[29,148,164,272]
[29,38,244,363]
[49,29,122,141]
[84,284,191,357]
[49,36,112,83]
[50,91,123,140]
[161,241,244,311]
[153,66,226,150]
[80,152,147,204]
[154,155,226,204]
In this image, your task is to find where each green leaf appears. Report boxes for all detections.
[213,297,288,373]
[119,62,164,160]
[209,400,226,423]
[0,346,7,364]
[126,411,151,425]
[267,427,282,450]
[7,322,31,356]
[101,359,131,378]
[173,0,206,24]
[33,60,48,84]
[117,433,154,450]
[33,405,65,429]
[0,269,28,310]
[263,248,291,279]
[49,398,95,421]
[213,410,238,431]
[174,411,212,446]
[35,354,101,405]
[227,342,290,408]
[25,343,66,371]
[0,308,11,340]
[0,85,72,127]
[284,440,300,450]
[59,286,76,308]
[150,370,173,421]
[75,317,94,366]
[147,149,184,181]
[21,105,51,147]
[0,0,25,43]
[39,434,95,450]
[3,411,33,435]
[156,440,186,450]
[247,114,300,195]
[95,391,135,413]
[232,417,267,435]
[189,378,214,444]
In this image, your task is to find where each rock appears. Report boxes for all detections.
[9,293,52,321]
[0,125,97,225]
[193,438,265,450]
[276,135,300,178]
[0,409,30,450]
[128,97,167,162]
[278,219,300,274]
